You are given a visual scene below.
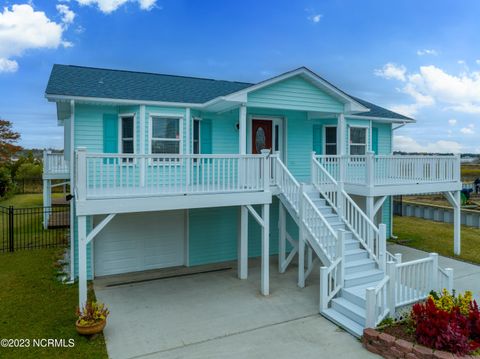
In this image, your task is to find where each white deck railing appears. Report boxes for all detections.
[43,151,69,175]
[315,153,460,187]
[365,253,454,327]
[76,150,270,200]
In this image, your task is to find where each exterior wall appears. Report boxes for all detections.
[247,75,344,113]
[188,197,298,266]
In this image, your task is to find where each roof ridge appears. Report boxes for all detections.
[54,64,254,86]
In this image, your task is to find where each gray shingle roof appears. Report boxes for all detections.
[350,96,414,121]
[46,65,253,104]
[46,64,413,121]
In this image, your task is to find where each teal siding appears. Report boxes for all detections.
[381,196,392,237]
[373,122,392,155]
[247,75,344,113]
[188,198,287,266]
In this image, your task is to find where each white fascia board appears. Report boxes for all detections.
[46,94,204,109]
[346,115,416,124]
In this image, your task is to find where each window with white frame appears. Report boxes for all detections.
[120,116,134,154]
[324,126,337,155]
[193,119,200,154]
[349,127,367,155]
[151,116,181,154]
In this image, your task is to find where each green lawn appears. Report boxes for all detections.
[0,194,107,358]
[0,248,108,358]
[392,215,480,265]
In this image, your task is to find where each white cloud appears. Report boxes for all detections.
[56,4,75,27]
[460,123,475,135]
[374,63,406,82]
[0,4,68,73]
[448,119,457,126]
[0,58,18,73]
[476,59,480,66]
[394,135,462,153]
[379,63,480,116]
[75,0,158,13]
[417,49,438,56]
[308,14,322,23]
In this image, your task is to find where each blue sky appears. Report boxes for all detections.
[0,0,479,152]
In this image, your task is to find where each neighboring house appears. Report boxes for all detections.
[43,65,460,336]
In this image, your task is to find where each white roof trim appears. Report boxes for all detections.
[46,94,204,108]
[346,114,416,123]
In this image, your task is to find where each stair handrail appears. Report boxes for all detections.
[273,156,301,212]
[319,230,346,312]
[312,155,384,268]
[301,191,339,262]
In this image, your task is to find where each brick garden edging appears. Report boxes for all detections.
[362,328,480,359]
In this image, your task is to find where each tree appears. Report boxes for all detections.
[15,162,42,180]
[0,119,21,163]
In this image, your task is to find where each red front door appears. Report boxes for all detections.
[252,120,272,154]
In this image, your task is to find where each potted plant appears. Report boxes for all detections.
[75,301,110,336]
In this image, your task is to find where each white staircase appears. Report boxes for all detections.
[271,153,455,338]
[304,188,384,337]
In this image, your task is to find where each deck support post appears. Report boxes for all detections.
[78,215,87,309]
[453,191,461,255]
[43,178,51,229]
[444,190,461,255]
[238,205,248,279]
[278,200,286,273]
[261,203,270,296]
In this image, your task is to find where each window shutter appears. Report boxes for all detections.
[103,114,118,153]
[200,119,212,154]
[312,124,322,154]
[372,127,379,154]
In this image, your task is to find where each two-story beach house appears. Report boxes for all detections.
[43,65,460,336]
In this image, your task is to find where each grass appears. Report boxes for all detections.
[392,215,480,265]
[0,248,108,358]
[0,193,106,358]
[462,164,480,181]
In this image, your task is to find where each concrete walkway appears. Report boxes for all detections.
[388,244,480,301]
[95,260,377,359]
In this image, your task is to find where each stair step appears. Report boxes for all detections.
[345,258,376,274]
[342,281,381,307]
[331,297,366,327]
[344,240,360,251]
[321,308,364,338]
[344,269,384,288]
[345,248,368,261]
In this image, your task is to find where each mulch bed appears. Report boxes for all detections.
[380,322,416,343]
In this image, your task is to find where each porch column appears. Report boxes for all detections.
[238,205,248,279]
[239,104,247,154]
[337,113,346,156]
[261,203,270,295]
[453,190,461,255]
[78,215,88,308]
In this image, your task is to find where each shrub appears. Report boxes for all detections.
[76,302,109,326]
[411,291,480,355]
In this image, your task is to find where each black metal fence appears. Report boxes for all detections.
[0,205,70,252]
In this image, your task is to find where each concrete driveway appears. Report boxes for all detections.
[95,259,377,359]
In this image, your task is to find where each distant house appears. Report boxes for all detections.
[43,65,460,336]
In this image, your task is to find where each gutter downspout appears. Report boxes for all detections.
[69,99,75,282]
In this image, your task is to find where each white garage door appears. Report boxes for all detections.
[94,211,185,276]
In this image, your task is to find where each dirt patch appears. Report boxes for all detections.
[380,322,416,343]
